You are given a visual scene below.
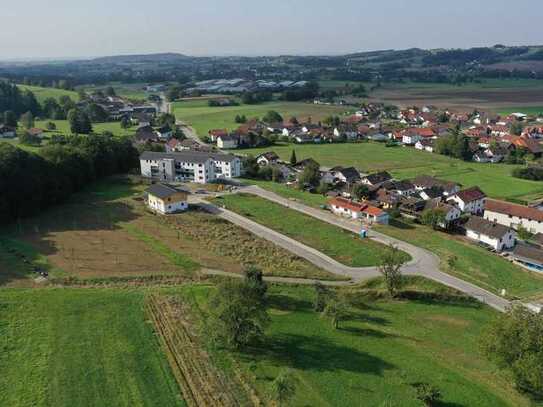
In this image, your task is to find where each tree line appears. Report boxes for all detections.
[0,134,138,225]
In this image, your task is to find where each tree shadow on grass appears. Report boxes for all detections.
[243,333,395,378]
[267,293,313,311]
[399,291,483,309]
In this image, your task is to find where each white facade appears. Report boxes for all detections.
[140,152,241,184]
[484,210,543,235]
[147,195,188,214]
[402,134,421,145]
[465,228,515,252]
[217,136,238,149]
[448,196,485,214]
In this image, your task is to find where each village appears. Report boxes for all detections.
[137,99,543,278]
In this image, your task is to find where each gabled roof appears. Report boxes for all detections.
[412,176,458,193]
[146,183,189,199]
[329,197,385,216]
[363,171,392,185]
[465,216,512,239]
[454,187,486,203]
[513,243,543,265]
[257,151,280,161]
[332,167,360,182]
[486,199,543,222]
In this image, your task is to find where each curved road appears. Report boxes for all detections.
[197,186,511,312]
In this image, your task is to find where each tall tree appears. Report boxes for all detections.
[290,150,297,165]
[378,244,407,298]
[3,110,17,127]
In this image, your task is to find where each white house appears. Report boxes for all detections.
[484,199,543,235]
[256,151,280,166]
[145,183,189,214]
[156,125,173,140]
[412,176,460,197]
[426,202,462,228]
[361,172,392,187]
[140,151,241,184]
[448,187,486,214]
[415,140,434,152]
[217,135,239,149]
[464,216,516,252]
[329,197,389,225]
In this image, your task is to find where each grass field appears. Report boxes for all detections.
[78,82,149,100]
[375,219,543,300]
[242,142,543,202]
[33,119,136,138]
[213,193,410,267]
[172,100,352,138]
[17,85,79,104]
[498,106,543,116]
[183,281,533,407]
[0,288,184,407]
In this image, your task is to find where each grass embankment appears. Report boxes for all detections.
[171,100,351,138]
[375,219,543,300]
[242,142,543,202]
[181,280,533,407]
[241,181,543,299]
[0,289,185,407]
[213,193,410,267]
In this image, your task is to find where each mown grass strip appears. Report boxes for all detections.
[123,224,200,273]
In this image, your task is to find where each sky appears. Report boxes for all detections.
[2,0,542,59]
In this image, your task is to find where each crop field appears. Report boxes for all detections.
[182,281,533,407]
[213,194,410,267]
[0,288,184,407]
[172,100,352,138]
[242,142,543,202]
[0,177,337,284]
[366,79,543,111]
[17,84,79,104]
[498,106,543,116]
[78,82,149,100]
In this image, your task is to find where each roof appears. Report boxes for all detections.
[140,150,238,164]
[329,197,385,217]
[454,187,486,203]
[0,125,15,133]
[333,167,360,182]
[412,175,458,192]
[383,180,414,192]
[146,183,189,199]
[513,243,543,265]
[257,151,280,161]
[486,199,543,222]
[465,216,512,239]
[363,171,392,185]
[27,128,44,136]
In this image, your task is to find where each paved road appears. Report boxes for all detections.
[214,186,512,312]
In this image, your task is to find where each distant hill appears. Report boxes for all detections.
[91,53,190,64]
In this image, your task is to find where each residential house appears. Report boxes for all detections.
[329,167,361,185]
[217,135,239,149]
[134,126,158,144]
[0,125,16,138]
[329,197,389,225]
[133,113,152,128]
[412,176,460,196]
[382,180,416,197]
[292,158,319,173]
[419,187,445,201]
[27,128,44,138]
[464,216,516,252]
[361,171,393,187]
[156,125,173,140]
[256,151,280,166]
[448,187,486,214]
[145,183,189,214]
[484,199,543,235]
[208,129,229,143]
[483,146,506,163]
[415,139,435,152]
[512,243,543,272]
[140,151,241,184]
[513,135,543,157]
[425,201,462,228]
